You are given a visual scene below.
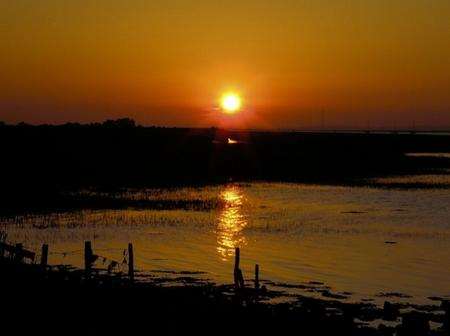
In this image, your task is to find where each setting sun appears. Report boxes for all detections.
[220,93,242,114]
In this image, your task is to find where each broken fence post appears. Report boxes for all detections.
[84,241,93,277]
[255,264,260,290]
[238,268,245,289]
[0,232,6,257]
[15,243,24,263]
[233,247,245,289]
[128,243,134,282]
[234,247,240,289]
[234,247,240,270]
[41,244,49,268]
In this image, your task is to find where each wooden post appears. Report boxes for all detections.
[128,243,134,282]
[234,247,240,289]
[0,232,6,258]
[238,268,245,288]
[255,264,260,290]
[84,241,93,277]
[234,247,240,270]
[0,233,4,258]
[41,244,49,268]
[15,243,24,263]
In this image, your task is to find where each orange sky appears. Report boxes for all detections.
[0,1,449,129]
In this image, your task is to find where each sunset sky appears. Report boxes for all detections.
[1,0,449,129]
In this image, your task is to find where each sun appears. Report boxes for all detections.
[220,93,242,114]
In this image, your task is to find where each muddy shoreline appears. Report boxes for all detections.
[1,256,449,335]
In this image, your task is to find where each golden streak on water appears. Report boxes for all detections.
[216,185,247,260]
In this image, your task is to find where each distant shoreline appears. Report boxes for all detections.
[2,119,450,134]
[0,120,449,215]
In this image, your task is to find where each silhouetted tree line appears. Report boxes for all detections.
[0,118,138,129]
[0,121,448,207]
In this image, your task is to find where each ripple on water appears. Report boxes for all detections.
[1,182,449,305]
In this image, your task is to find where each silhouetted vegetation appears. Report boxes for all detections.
[0,119,449,215]
[1,120,449,334]
[1,244,448,335]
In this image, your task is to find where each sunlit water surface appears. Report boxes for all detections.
[2,182,450,304]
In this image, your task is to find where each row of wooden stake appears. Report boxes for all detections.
[0,240,135,282]
[3,240,258,290]
[234,247,260,290]
[83,241,134,281]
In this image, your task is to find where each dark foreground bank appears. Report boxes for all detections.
[1,255,449,336]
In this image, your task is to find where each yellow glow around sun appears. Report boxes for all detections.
[221,93,242,114]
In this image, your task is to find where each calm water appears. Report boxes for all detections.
[2,182,450,304]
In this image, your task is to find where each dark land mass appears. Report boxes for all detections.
[1,120,449,215]
[1,120,449,335]
[1,257,449,336]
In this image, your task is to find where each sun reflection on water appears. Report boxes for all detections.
[216,185,247,260]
